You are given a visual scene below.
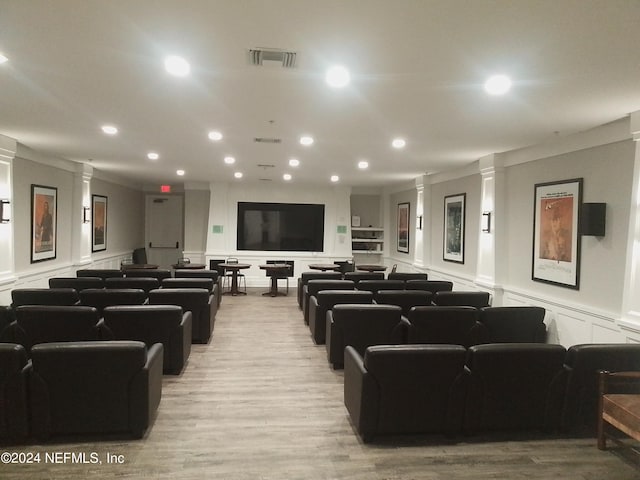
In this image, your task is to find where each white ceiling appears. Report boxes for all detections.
[1,0,640,188]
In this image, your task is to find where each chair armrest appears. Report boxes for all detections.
[343,346,378,441]
[326,311,344,368]
[179,311,192,373]
[130,343,163,438]
[96,318,114,340]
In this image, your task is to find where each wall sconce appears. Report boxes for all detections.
[83,206,91,224]
[417,215,423,230]
[0,199,10,223]
[481,211,491,233]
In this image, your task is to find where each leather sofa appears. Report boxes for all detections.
[433,291,491,308]
[404,280,453,293]
[326,304,404,369]
[308,290,373,345]
[79,288,148,316]
[344,344,468,442]
[406,306,484,348]
[297,272,342,310]
[11,288,80,308]
[0,343,29,441]
[303,279,355,325]
[387,272,428,281]
[76,268,123,279]
[49,276,104,291]
[478,306,547,343]
[105,276,160,293]
[103,305,192,375]
[148,288,215,344]
[28,340,163,440]
[373,290,433,316]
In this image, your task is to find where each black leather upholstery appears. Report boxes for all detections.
[356,279,406,293]
[405,280,453,293]
[343,272,385,283]
[308,290,373,345]
[124,269,172,281]
[79,288,147,316]
[406,306,483,348]
[103,305,192,375]
[433,291,491,308]
[148,288,215,344]
[479,306,547,343]
[326,304,404,369]
[297,272,342,309]
[105,277,160,293]
[76,269,123,279]
[303,280,355,324]
[174,269,222,307]
[49,276,104,291]
[0,343,29,441]
[387,272,428,281]
[373,290,433,316]
[28,341,163,439]
[11,288,79,308]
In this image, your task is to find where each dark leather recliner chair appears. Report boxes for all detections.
[174,269,222,307]
[298,272,342,310]
[11,288,80,308]
[0,343,29,441]
[0,306,14,337]
[76,269,124,279]
[309,290,373,345]
[11,305,103,351]
[406,306,484,348]
[387,272,428,281]
[303,280,355,325]
[161,278,218,320]
[148,288,214,344]
[344,344,468,442]
[405,280,453,293]
[373,290,433,317]
[433,291,491,308]
[79,288,147,316]
[356,279,406,294]
[478,306,547,343]
[49,276,104,291]
[326,304,404,369]
[343,272,385,284]
[464,343,567,432]
[28,341,163,440]
[132,247,148,264]
[103,305,192,375]
[105,277,160,293]
[561,343,640,433]
[124,269,172,281]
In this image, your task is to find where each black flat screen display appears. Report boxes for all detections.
[237,202,325,252]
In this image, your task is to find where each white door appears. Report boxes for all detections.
[145,195,184,268]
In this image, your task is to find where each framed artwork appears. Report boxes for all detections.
[92,194,108,252]
[31,184,57,263]
[532,178,583,289]
[443,193,465,263]
[397,202,410,253]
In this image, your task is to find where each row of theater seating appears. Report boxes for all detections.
[325,304,547,368]
[344,342,640,442]
[0,340,163,442]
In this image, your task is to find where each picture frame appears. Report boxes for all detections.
[443,193,465,263]
[31,184,57,263]
[532,178,583,289]
[397,202,410,253]
[92,194,107,252]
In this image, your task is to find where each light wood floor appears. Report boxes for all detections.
[3,289,639,479]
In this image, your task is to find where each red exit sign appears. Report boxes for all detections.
[160,185,171,193]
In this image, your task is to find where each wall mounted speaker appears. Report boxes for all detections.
[580,203,606,236]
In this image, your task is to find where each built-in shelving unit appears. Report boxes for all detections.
[352,227,384,255]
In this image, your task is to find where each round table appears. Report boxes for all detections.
[121,263,159,270]
[259,264,290,297]
[219,263,251,295]
[308,263,341,272]
[356,264,387,272]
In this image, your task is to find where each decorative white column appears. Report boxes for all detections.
[205,182,231,258]
[0,134,17,287]
[183,181,211,263]
[71,163,93,267]
[475,153,506,305]
[621,111,640,330]
[414,175,431,269]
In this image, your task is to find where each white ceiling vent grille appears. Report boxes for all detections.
[248,48,297,68]
[254,137,281,144]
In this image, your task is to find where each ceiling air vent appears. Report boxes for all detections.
[259,178,273,182]
[257,164,276,168]
[248,48,297,68]
[254,137,281,144]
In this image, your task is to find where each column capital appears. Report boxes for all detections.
[630,110,640,140]
[478,153,505,176]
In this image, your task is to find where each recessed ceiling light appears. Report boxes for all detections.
[392,138,406,149]
[176,169,185,176]
[289,158,300,167]
[0,54,8,64]
[147,152,159,160]
[101,125,118,135]
[208,131,223,141]
[358,160,369,169]
[234,172,243,179]
[484,74,512,95]
[224,156,235,164]
[325,65,350,88]
[330,175,339,183]
[283,173,292,181]
[300,135,314,146]
[164,55,190,77]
